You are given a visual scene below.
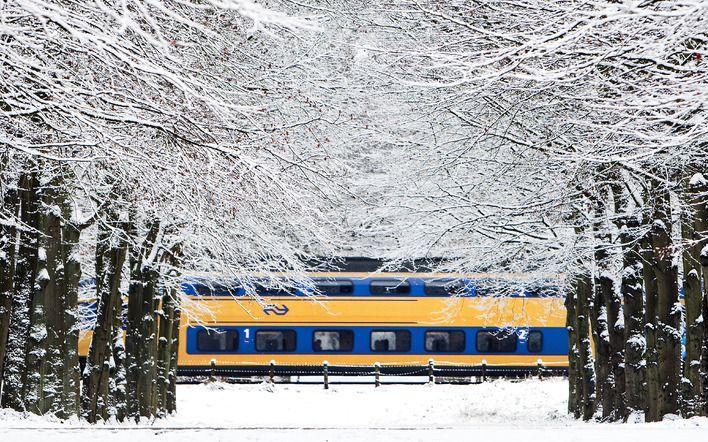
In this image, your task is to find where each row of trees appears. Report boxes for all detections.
[357,0,707,422]
[0,0,342,422]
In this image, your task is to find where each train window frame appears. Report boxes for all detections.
[255,329,297,352]
[476,330,518,353]
[370,329,411,352]
[197,328,239,352]
[424,330,466,353]
[312,329,355,352]
[253,283,294,297]
[424,280,466,296]
[313,279,354,296]
[527,330,543,353]
[193,283,240,297]
[369,279,411,296]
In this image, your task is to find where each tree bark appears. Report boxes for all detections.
[1,171,39,411]
[650,184,681,418]
[610,181,644,419]
[682,173,706,415]
[125,216,162,421]
[24,174,65,415]
[642,231,661,422]
[0,185,19,389]
[574,271,596,420]
[59,210,82,419]
[565,287,579,416]
[156,285,179,416]
[621,241,645,418]
[81,212,128,422]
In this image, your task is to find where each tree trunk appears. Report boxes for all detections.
[651,184,681,418]
[610,180,644,419]
[1,171,39,411]
[125,217,162,421]
[589,275,610,418]
[60,215,82,419]
[24,174,65,415]
[166,301,180,414]
[0,185,19,389]
[81,213,128,422]
[110,285,128,422]
[621,241,645,418]
[682,173,706,415]
[156,285,179,416]
[565,287,579,416]
[575,271,595,420]
[642,231,661,422]
[701,243,708,416]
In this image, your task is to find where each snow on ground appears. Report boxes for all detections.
[2,378,708,441]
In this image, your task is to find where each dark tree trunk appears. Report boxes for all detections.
[682,173,706,415]
[589,276,610,418]
[60,216,82,419]
[650,185,681,418]
[0,185,19,389]
[125,217,161,421]
[24,174,65,415]
[166,301,180,414]
[610,181,644,419]
[565,287,579,416]
[156,285,180,416]
[701,244,708,416]
[642,231,661,422]
[110,283,128,422]
[81,212,128,422]
[1,171,39,411]
[621,240,645,417]
[575,272,596,420]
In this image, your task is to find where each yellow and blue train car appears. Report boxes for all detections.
[177,272,568,377]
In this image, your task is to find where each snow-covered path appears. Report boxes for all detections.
[2,379,708,440]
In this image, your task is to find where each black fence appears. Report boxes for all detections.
[178,360,566,385]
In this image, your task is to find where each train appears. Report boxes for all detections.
[78,266,569,378]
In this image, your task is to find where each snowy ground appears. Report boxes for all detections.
[2,378,708,441]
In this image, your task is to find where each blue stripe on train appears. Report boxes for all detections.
[181,278,561,298]
[185,325,568,356]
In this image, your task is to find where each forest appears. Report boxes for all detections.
[0,0,707,424]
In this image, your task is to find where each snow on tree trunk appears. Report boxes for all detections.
[641,231,661,422]
[650,186,681,418]
[680,172,706,416]
[700,239,708,415]
[156,282,180,416]
[24,173,66,415]
[1,171,39,411]
[166,302,180,415]
[81,209,128,423]
[575,272,596,421]
[59,213,82,419]
[0,185,19,389]
[621,255,645,417]
[125,217,161,422]
[565,286,579,416]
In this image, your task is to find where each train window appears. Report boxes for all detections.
[425,330,465,352]
[528,331,543,353]
[370,330,411,352]
[424,280,466,296]
[197,329,238,352]
[253,283,293,297]
[313,330,354,352]
[255,330,296,352]
[370,280,410,296]
[194,284,239,296]
[476,330,517,353]
[314,280,354,296]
